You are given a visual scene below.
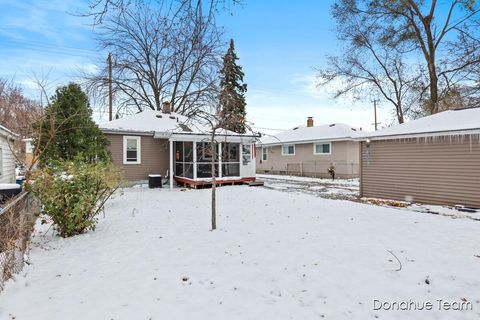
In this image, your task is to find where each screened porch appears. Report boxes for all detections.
[173,140,254,185]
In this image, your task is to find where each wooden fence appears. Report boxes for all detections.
[0,192,40,292]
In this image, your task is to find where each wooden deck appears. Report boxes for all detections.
[175,176,256,188]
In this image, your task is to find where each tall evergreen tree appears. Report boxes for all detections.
[219,39,247,133]
[34,83,111,166]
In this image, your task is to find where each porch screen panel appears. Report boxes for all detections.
[222,143,240,177]
[196,142,219,178]
[174,141,194,179]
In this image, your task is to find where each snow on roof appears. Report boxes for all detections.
[99,109,198,133]
[360,107,480,140]
[260,123,360,145]
[99,109,256,137]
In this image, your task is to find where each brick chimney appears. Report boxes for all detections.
[162,101,171,114]
[307,117,314,127]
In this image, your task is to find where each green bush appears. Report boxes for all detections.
[27,161,121,238]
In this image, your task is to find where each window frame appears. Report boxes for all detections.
[281,144,295,156]
[262,147,268,161]
[313,142,332,155]
[123,136,141,164]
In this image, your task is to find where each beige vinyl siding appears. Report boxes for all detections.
[360,136,480,208]
[0,135,16,184]
[256,140,359,178]
[105,134,169,181]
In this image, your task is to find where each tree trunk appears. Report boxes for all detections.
[396,100,404,124]
[428,65,439,113]
[210,131,217,230]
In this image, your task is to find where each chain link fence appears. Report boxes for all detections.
[260,160,359,179]
[0,192,40,292]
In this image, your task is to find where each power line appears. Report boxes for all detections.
[0,37,101,59]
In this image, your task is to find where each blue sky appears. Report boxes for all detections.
[0,0,392,131]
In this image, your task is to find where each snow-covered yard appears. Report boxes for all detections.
[258,174,480,221]
[1,185,480,319]
[258,174,359,201]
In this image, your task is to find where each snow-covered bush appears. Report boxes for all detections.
[27,161,121,237]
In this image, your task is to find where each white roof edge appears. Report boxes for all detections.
[356,128,480,141]
[100,128,155,136]
[171,131,260,138]
[101,128,259,139]
[0,125,19,139]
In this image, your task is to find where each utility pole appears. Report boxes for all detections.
[372,99,380,131]
[108,53,113,121]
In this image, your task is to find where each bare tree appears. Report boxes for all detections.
[317,6,422,124]
[197,105,255,231]
[84,0,243,26]
[326,0,480,116]
[84,1,237,117]
[0,78,42,139]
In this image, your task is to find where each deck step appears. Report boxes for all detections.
[248,181,265,187]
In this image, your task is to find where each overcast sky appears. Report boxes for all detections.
[0,0,398,132]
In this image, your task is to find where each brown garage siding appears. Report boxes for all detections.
[105,133,169,181]
[360,136,480,208]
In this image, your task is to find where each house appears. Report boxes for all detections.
[358,107,480,208]
[99,102,259,188]
[0,125,18,184]
[22,138,34,169]
[256,117,361,178]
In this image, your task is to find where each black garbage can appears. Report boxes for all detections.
[148,174,162,188]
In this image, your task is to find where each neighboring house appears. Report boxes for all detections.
[256,117,361,178]
[23,138,34,169]
[99,102,258,188]
[358,107,480,208]
[0,125,18,184]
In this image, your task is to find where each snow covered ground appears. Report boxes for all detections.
[258,174,359,201]
[258,174,480,220]
[1,185,480,320]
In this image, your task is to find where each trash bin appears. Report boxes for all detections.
[16,176,24,186]
[148,174,162,188]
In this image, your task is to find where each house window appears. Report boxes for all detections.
[314,142,331,155]
[282,144,295,156]
[262,147,268,161]
[123,136,141,164]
